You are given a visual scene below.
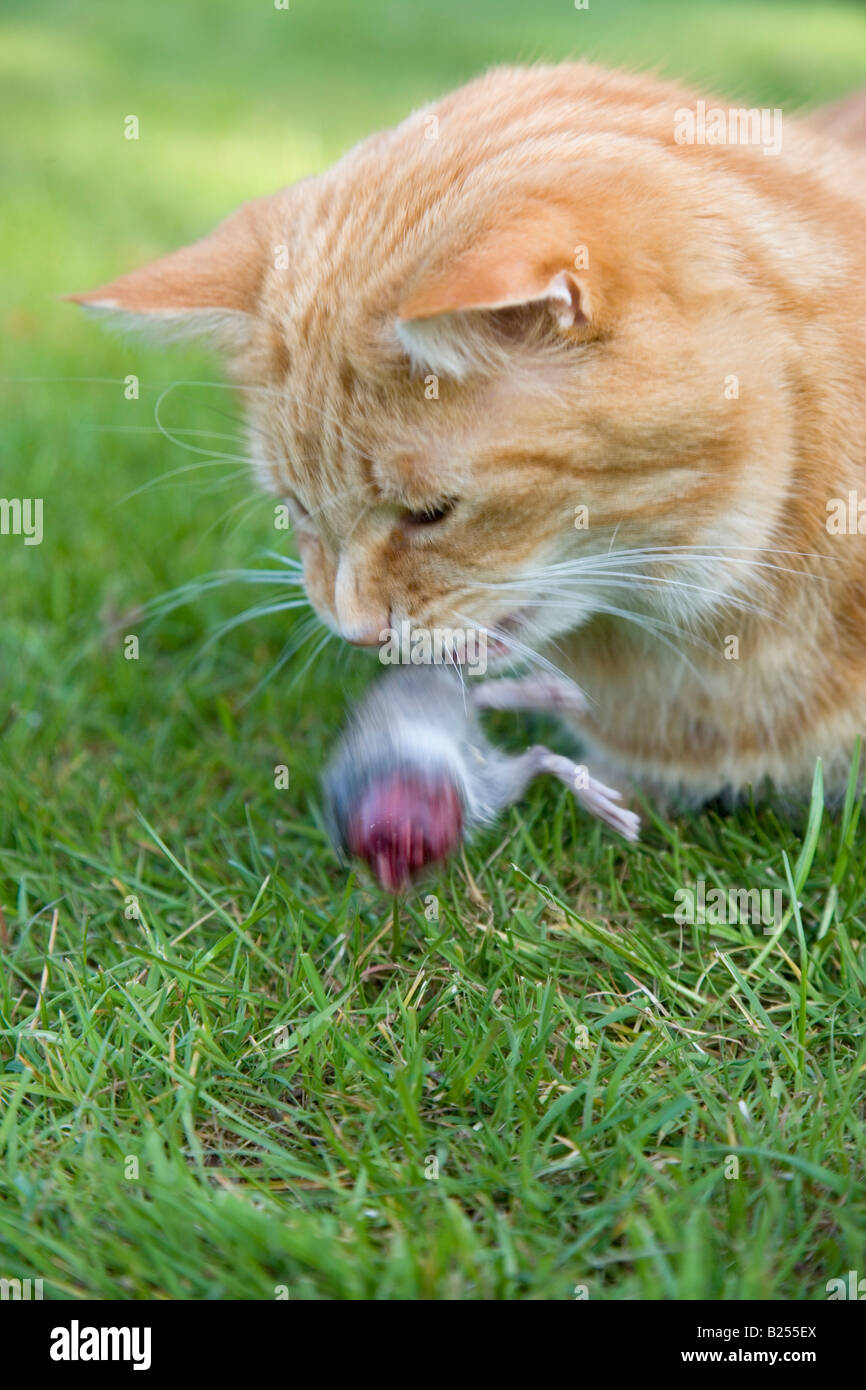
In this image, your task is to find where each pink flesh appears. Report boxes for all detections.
[346,773,463,892]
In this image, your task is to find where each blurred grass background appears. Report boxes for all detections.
[1,0,866,1301]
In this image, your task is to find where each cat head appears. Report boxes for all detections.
[71,65,782,663]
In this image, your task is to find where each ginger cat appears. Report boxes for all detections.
[72,64,866,803]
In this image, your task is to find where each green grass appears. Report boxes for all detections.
[2,0,866,1301]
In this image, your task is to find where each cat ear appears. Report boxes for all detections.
[65,196,276,350]
[396,209,592,376]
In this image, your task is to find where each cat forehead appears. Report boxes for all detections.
[249,369,465,493]
[371,446,467,505]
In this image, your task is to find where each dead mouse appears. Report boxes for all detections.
[323,667,639,892]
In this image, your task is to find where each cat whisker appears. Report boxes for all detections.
[195,596,313,658]
[153,382,265,465]
[239,614,329,705]
[516,595,715,661]
[89,424,250,443]
[286,626,338,692]
[152,376,380,468]
[144,378,396,528]
[482,573,771,623]
[140,542,326,695]
[196,491,274,545]
[440,637,470,715]
[458,582,712,686]
[522,543,836,579]
[453,611,571,683]
[116,459,254,506]
[262,550,305,571]
[145,566,306,621]
[476,538,838,632]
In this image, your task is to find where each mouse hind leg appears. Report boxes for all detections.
[509,744,640,842]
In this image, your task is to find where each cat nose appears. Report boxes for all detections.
[342,620,385,647]
[334,554,388,646]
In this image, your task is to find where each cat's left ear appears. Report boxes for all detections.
[65,195,276,351]
[395,206,594,375]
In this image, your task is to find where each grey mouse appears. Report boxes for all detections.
[323,667,639,892]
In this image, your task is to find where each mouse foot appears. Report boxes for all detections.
[523,745,641,841]
[472,673,589,716]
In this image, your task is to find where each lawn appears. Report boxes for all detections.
[1,0,865,1300]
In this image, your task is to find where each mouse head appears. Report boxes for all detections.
[344,771,463,892]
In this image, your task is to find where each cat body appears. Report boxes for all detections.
[73,64,866,802]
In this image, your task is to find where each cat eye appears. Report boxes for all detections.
[404,498,458,527]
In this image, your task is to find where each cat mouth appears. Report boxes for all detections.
[381,609,532,665]
[486,634,512,658]
[438,611,528,662]
[486,607,532,657]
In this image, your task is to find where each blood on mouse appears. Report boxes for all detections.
[346,773,463,892]
[323,666,639,893]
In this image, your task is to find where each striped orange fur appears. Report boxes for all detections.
[72,64,866,800]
